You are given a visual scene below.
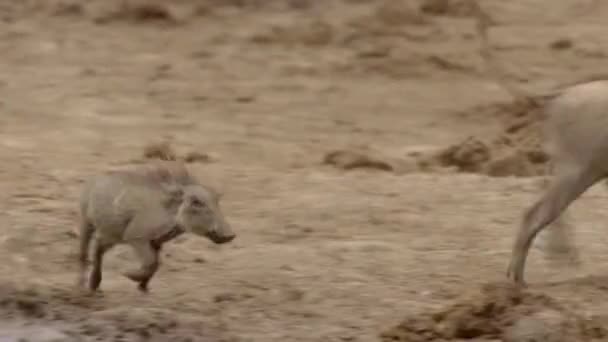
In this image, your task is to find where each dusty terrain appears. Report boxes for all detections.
[3,0,608,341]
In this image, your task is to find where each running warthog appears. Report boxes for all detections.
[78,161,235,293]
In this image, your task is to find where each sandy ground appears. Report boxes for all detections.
[3,0,608,341]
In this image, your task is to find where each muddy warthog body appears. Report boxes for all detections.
[508,80,608,285]
[78,161,235,293]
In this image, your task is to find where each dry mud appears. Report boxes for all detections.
[3,0,608,341]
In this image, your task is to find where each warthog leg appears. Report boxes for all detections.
[124,241,160,293]
[507,165,603,285]
[89,238,115,292]
[77,221,95,288]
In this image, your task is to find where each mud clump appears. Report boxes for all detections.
[184,151,212,164]
[143,141,178,161]
[433,136,491,173]
[323,149,394,172]
[420,99,549,177]
[550,38,574,51]
[380,282,607,342]
[142,141,212,164]
[423,135,546,177]
[92,1,186,25]
[484,150,541,177]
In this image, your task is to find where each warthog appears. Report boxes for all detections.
[507,80,608,285]
[78,161,235,293]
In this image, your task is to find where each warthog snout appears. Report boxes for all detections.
[209,215,235,244]
[206,231,236,244]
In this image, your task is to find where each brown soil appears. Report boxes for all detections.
[3,0,608,341]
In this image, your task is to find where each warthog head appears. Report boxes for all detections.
[173,185,235,244]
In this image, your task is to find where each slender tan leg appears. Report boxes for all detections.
[507,166,602,285]
[537,169,581,265]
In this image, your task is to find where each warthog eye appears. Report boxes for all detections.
[191,197,206,208]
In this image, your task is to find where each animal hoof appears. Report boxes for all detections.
[85,288,103,298]
[508,274,527,287]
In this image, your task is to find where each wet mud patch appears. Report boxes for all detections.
[381,282,608,341]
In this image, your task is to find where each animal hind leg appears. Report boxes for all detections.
[537,173,580,265]
[542,210,580,265]
[507,166,603,285]
[124,241,160,293]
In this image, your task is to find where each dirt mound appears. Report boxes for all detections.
[0,283,226,341]
[143,141,179,161]
[419,99,549,177]
[323,99,549,177]
[91,1,188,25]
[380,282,607,342]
